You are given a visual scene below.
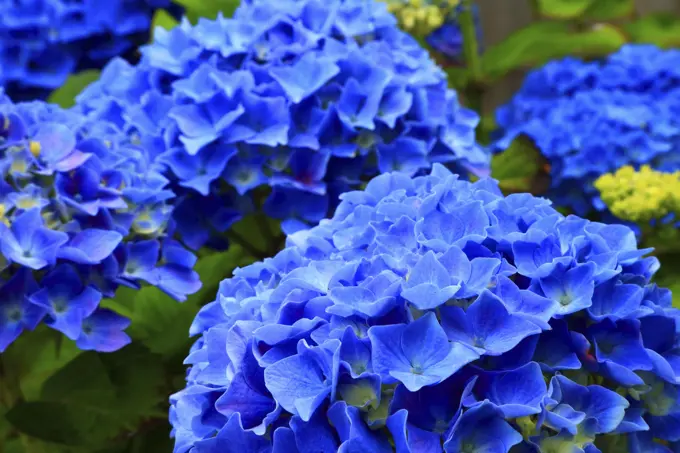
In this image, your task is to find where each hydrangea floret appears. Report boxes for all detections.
[493,44,680,215]
[0,0,179,101]
[0,91,200,353]
[170,164,680,453]
[75,0,489,251]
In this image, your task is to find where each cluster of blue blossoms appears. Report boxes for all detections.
[493,44,680,216]
[0,0,179,101]
[75,0,489,250]
[0,90,200,353]
[170,164,680,453]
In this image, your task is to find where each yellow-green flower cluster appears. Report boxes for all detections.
[384,0,457,36]
[595,165,680,223]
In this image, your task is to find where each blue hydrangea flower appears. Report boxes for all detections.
[76,0,489,251]
[170,164,680,453]
[0,92,200,353]
[493,44,680,216]
[0,0,180,101]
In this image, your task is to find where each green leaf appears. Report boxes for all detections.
[102,246,252,357]
[6,347,167,448]
[492,136,551,194]
[96,344,167,419]
[47,70,101,108]
[582,0,635,20]
[1,326,81,401]
[477,114,497,145]
[175,0,240,21]
[40,353,116,405]
[3,438,24,453]
[481,22,627,81]
[120,287,197,358]
[625,13,680,48]
[151,9,179,37]
[119,421,174,453]
[5,402,92,446]
[5,401,140,450]
[492,136,542,181]
[536,0,594,19]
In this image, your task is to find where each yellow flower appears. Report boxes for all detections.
[382,0,449,36]
[594,165,680,223]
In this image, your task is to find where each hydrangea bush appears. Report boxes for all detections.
[0,90,200,353]
[75,0,489,251]
[170,164,680,453]
[493,44,680,216]
[0,0,180,101]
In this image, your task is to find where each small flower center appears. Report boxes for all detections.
[7,307,22,322]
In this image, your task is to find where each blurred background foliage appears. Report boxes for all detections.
[2,0,680,452]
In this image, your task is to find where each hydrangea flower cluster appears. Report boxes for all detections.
[596,165,680,225]
[384,0,452,37]
[75,0,489,250]
[170,164,680,453]
[0,0,179,101]
[493,44,680,215]
[0,91,200,353]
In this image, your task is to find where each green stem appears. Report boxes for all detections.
[255,213,277,255]
[631,1,640,20]
[528,0,541,20]
[459,0,482,83]
[458,0,485,115]
[464,84,484,118]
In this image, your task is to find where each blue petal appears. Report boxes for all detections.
[76,309,131,352]
[386,409,442,453]
[533,320,586,372]
[269,53,341,103]
[328,286,399,318]
[537,261,597,316]
[589,280,644,321]
[494,275,559,329]
[390,367,477,433]
[474,362,546,418]
[193,414,271,453]
[272,428,300,453]
[512,233,568,278]
[466,290,542,356]
[215,347,279,434]
[58,229,123,265]
[328,401,392,453]
[368,312,479,391]
[589,319,654,386]
[444,402,522,453]
[263,343,333,421]
[401,251,460,310]
[289,407,339,453]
